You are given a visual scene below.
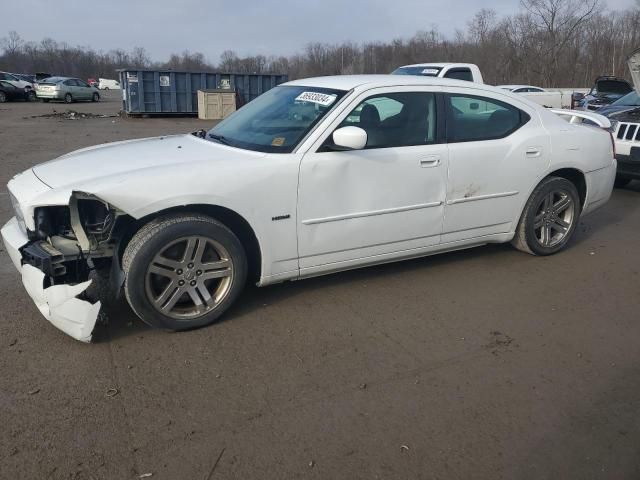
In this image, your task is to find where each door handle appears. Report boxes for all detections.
[419,155,441,167]
[526,147,542,157]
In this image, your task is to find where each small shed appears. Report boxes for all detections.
[197,89,236,120]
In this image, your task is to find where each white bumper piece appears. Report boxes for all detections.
[1,217,101,343]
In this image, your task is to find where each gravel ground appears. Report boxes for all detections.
[1,91,639,480]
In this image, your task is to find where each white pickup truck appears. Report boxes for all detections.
[392,63,587,109]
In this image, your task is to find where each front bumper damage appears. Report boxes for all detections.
[1,216,102,343]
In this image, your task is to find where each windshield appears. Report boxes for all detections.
[595,80,633,95]
[611,90,640,106]
[207,86,347,153]
[391,66,442,77]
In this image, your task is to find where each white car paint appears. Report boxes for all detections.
[1,75,617,341]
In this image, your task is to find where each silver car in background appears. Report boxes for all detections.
[35,77,101,103]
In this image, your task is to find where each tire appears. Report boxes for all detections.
[42,99,50,103]
[614,177,631,188]
[0,91,6,103]
[512,176,581,256]
[92,92,100,102]
[122,214,248,331]
[64,93,73,103]
[26,90,36,102]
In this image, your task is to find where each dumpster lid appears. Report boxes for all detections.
[199,89,237,93]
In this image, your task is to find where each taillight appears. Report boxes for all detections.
[609,131,616,156]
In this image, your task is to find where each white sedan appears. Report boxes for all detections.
[1,75,617,342]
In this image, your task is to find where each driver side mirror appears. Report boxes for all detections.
[332,126,368,150]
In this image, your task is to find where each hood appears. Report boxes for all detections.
[613,106,640,122]
[599,105,640,117]
[32,134,263,189]
[594,77,633,96]
[629,48,640,94]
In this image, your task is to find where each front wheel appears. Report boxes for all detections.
[92,92,100,102]
[512,176,581,256]
[0,91,6,103]
[122,214,248,331]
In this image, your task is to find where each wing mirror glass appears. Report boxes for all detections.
[332,126,368,150]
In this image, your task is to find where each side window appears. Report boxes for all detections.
[446,94,530,142]
[76,79,89,87]
[64,79,75,86]
[444,68,473,82]
[336,92,438,149]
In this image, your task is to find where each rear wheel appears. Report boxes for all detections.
[614,177,631,188]
[42,98,50,103]
[122,214,248,331]
[26,90,36,102]
[64,93,72,103]
[0,92,6,103]
[512,176,581,256]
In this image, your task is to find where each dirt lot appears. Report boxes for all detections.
[1,91,640,480]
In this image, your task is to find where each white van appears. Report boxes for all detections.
[98,78,120,90]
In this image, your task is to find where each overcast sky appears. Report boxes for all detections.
[2,0,637,62]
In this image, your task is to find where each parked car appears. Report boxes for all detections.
[391,63,484,83]
[12,73,36,84]
[499,85,546,93]
[598,48,640,188]
[0,80,35,102]
[596,90,640,117]
[98,78,120,90]
[1,75,616,342]
[0,71,34,93]
[35,77,100,103]
[574,76,634,111]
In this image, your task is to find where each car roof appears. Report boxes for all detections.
[283,74,497,92]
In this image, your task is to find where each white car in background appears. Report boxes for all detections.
[1,75,616,342]
[0,71,33,92]
[98,78,120,90]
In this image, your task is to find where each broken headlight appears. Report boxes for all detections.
[9,192,26,234]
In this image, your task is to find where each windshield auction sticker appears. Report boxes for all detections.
[295,91,337,106]
[421,68,440,75]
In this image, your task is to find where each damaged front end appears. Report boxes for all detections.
[1,190,123,342]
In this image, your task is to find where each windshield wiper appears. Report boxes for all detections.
[208,133,232,146]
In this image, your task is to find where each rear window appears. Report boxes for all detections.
[596,80,633,95]
[391,66,442,77]
[444,68,473,82]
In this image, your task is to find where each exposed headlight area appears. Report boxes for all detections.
[33,206,73,240]
[9,191,26,234]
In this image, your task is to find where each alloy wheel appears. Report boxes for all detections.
[144,236,234,320]
[534,190,576,247]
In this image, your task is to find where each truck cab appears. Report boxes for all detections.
[391,63,484,83]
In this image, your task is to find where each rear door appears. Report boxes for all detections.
[74,79,92,99]
[441,89,550,243]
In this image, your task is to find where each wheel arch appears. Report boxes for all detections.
[545,167,587,208]
[114,204,263,283]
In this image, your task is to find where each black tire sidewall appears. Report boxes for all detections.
[0,92,6,103]
[65,93,72,103]
[125,218,248,331]
[92,93,99,102]
[522,177,581,256]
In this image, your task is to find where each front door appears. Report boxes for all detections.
[297,88,448,271]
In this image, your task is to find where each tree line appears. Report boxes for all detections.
[1,0,639,88]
